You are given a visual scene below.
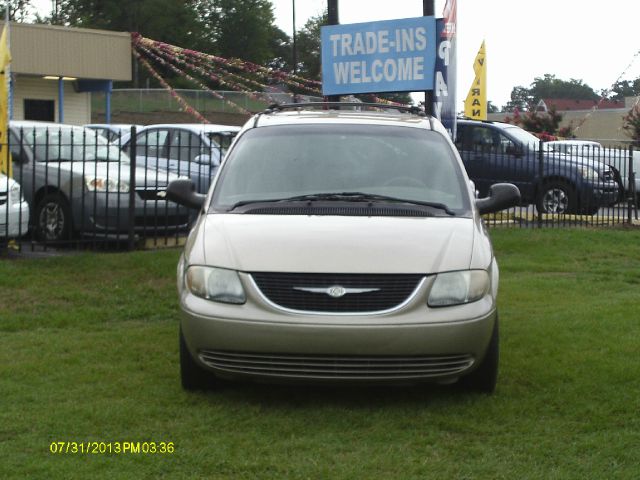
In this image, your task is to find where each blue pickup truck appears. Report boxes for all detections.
[454,119,619,215]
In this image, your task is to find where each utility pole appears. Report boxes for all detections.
[423,0,434,115]
[292,0,297,74]
[327,0,339,102]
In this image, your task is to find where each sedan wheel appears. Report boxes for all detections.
[36,194,71,242]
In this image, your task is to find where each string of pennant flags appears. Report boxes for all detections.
[130,33,404,122]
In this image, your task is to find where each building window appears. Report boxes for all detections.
[24,99,55,122]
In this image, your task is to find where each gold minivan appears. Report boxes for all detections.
[168,103,520,394]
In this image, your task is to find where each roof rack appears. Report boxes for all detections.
[263,102,426,117]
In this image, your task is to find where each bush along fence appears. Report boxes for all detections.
[2,124,640,254]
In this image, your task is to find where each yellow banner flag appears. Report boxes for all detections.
[464,41,486,120]
[0,24,11,177]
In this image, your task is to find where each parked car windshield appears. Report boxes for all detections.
[212,124,471,214]
[502,125,540,148]
[20,126,124,162]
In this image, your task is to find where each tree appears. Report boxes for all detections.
[57,0,201,47]
[608,79,640,100]
[295,11,327,80]
[0,0,33,22]
[266,25,292,72]
[504,74,599,111]
[195,0,280,66]
[623,104,640,146]
[502,86,533,112]
[504,106,574,140]
[529,74,598,102]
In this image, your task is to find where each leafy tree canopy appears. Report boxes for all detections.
[57,0,201,47]
[295,11,327,80]
[607,79,640,100]
[503,74,599,111]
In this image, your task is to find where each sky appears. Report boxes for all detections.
[29,0,640,110]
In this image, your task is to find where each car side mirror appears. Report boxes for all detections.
[475,183,521,215]
[166,179,206,210]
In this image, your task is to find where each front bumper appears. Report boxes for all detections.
[0,200,30,238]
[72,192,190,236]
[179,275,497,385]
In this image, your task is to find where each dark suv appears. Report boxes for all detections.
[455,119,619,214]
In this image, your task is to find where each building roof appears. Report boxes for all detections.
[539,98,625,111]
[10,22,132,81]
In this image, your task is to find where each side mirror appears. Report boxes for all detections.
[475,183,521,215]
[166,179,206,210]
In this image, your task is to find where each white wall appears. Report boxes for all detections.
[12,76,91,125]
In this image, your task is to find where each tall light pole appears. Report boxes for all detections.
[292,0,297,74]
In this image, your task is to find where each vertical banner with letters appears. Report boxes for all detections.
[0,23,11,177]
[321,16,437,96]
[464,41,487,120]
[434,0,457,139]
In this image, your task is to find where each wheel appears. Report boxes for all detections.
[179,326,218,391]
[459,317,499,394]
[537,181,576,214]
[35,193,72,242]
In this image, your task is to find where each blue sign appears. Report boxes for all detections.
[434,18,457,140]
[321,16,437,96]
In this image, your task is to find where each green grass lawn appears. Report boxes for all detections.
[1,229,640,479]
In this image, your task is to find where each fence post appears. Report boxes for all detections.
[128,126,137,250]
[537,139,544,228]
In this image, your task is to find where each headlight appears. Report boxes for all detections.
[185,266,246,304]
[578,167,599,181]
[85,177,130,192]
[428,270,490,307]
[9,182,24,206]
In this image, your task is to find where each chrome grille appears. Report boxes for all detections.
[250,273,424,313]
[199,351,474,380]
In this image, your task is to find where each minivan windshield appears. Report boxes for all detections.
[19,126,126,162]
[212,124,471,215]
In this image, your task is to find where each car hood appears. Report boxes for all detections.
[189,214,478,274]
[542,152,612,172]
[55,162,180,186]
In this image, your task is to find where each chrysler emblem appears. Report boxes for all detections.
[327,286,347,298]
[293,285,380,297]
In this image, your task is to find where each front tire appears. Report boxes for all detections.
[459,317,499,394]
[35,193,72,242]
[537,181,576,214]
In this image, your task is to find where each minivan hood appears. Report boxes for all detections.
[193,214,476,274]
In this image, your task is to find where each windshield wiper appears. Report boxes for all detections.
[230,192,456,215]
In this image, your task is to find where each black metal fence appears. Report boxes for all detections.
[1,124,228,254]
[1,125,639,255]
[459,140,639,228]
